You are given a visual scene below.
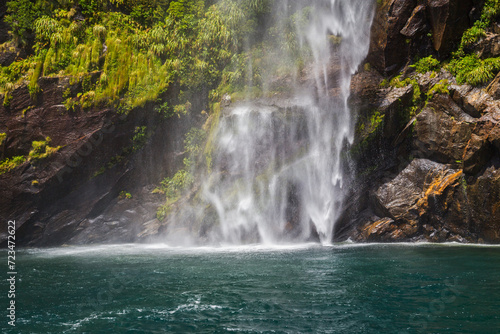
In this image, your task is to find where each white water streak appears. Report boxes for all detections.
[201,0,374,245]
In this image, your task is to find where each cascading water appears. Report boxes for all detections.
[173,0,374,245]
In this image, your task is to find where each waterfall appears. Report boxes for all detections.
[171,0,374,245]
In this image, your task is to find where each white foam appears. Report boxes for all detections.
[20,241,500,259]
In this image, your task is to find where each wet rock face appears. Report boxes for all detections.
[368,0,416,74]
[374,159,445,226]
[0,77,189,246]
[345,28,500,244]
[426,0,473,55]
[414,98,474,163]
[360,159,473,242]
[346,72,500,242]
[467,165,500,242]
[368,0,474,74]
[344,0,500,243]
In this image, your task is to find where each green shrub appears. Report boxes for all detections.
[28,137,61,160]
[132,126,147,151]
[412,56,440,74]
[5,0,41,45]
[0,156,26,175]
[119,190,132,199]
[457,0,500,53]
[447,55,500,86]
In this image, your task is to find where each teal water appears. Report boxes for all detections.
[2,243,500,333]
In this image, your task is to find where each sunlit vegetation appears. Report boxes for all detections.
[446,0,500,86]
[457,0,500,53]
[0,156,27,175]
[1,0,278,113]
[401,0,500,87]
[447,55,500,86]
[28,137,61,161]
[411,56,440,74]
[426,79,449,101]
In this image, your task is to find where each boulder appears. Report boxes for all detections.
[415,167,471,239]
[368,0,417,74]
[401,5,428,37]
[379,84,414,137]
[475,104,500,149]
[461,104,500,174]
[414,97,473,163]
[374,159,446,226]
[462,133,494,174]
[461,88,495,117]
[426,0,474,56]
[449,83,487,118]
[476,33,500,59]
[356,217,420,242]
[373,159,474,242]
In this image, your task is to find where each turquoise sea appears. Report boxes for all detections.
[2,243,500,333]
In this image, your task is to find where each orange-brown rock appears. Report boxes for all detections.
[372,159,476,242]
[374,159,447,226]
[356,217,419,242]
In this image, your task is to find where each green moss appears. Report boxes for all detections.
[379,78,389,88]
[3,92,13,107]
[0,156,26,175]
[460,26,487,50]
[389,76,421,105]
[28,137,61,161]
[0,133,6,146]
[368,110,384,134]
[411,55,440,74]
[426,79,450,101]
[119,191,132,199]
[132,126,148,151]
[92,166,106,178]
[448,0,500,86]
[447,55,500,86]
[458,0,500,52]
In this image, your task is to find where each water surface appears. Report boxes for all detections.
[2,243,499,333]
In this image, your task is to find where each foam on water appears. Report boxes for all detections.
[18,241,500,259]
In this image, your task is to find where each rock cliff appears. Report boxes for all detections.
[335,0,500,243]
